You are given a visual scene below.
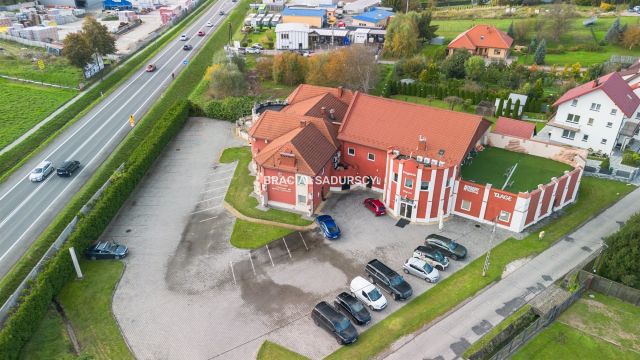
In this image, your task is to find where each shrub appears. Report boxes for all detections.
[203,96,255,121]
[599,1,616,11]
[622,150,640,167]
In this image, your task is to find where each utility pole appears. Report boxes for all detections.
[482,217,497,277]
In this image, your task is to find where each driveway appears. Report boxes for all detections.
[111,118,517,359]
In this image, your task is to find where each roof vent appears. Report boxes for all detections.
[438,149,445,156]
[418,135,427,151]
[329,108,336,120]
[480,35,485,40]
[320,106,326,114]
[280,152,295,158]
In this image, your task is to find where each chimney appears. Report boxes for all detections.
[593,78,600,87]
[338,86,343,97]
[320,106,326,115]
[417,135,427,151]
[299,119,308,128]
[329,108,336,120]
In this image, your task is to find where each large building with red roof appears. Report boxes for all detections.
[247,85,584,232]
[447,24,513,61]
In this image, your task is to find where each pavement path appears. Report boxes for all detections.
[0,0,236,279]
[383,186,640,360]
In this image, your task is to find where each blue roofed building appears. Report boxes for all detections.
[351,7,394,28]
[282,7,327,27]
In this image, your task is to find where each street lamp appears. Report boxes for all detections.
[482,217,498,277]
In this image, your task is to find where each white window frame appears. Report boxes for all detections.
[610,109,617,115]
[587,118,594,126]
[590,103,601,111]
[367,153,375,161]
[404,178,413,189]
[606,122,613,128]
[296,175,307,185]
[347,147,355,156]
[571,99,578,107]
[566,113,580,124]
[636,112,640,120]
[499,210,511,222]
[420,181,429,191]
[392,172,398,183]
[582,134,588,142]
[297,194,306,204]
[601,138,607,145]
[561,130,576,140]
[461,199,472,211]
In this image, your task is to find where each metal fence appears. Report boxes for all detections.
[578,270,640,306]
[489,286,586,360]
[0,165,122,325]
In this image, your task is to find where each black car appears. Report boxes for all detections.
[425,234,467,260]
[334,292,371,326]
[56,160,80,177]
[85,241,128,260]
[365,259,412,301]
[183,44,193,50]
[311,301,358,345]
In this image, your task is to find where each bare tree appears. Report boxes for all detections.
[342,45,380,93]
[547,4,575,42]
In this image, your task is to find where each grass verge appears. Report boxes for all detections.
[257,341,309,360]
[18,306,75,360]
[325,177,633,360]
[219,147,313,226]
[230,220,292,249]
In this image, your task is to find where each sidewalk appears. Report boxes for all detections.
[383,187,640,360]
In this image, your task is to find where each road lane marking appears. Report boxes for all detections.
[190,205,221,214]
[201,186,228,193]
[196,194,225,203]
[204,177,231,184]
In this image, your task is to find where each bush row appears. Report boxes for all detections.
[0,0,216,185]
[195,96,255,121]
[0,101,190,358]
[386,80,491,105]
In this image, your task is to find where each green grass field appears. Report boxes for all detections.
[257,341,308,360]
[230,219,292,249]
[461,147,572,193]
[0,78,76,150]
[19,306,76,360]
[0,40,84,87]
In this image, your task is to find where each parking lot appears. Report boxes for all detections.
[111,118,518,360]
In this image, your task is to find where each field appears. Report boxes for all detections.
[514,291,640,359]
[0,78,76,150]
[0,40,84,88]
[461,146,573,193]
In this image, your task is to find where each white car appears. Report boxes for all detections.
[350,276,387,311]
[245,47,261,54]
[251,43,263,50]
[403,257,440,283]
[206,21,213,27]
[29,160,54,182]
[179,34,188,41]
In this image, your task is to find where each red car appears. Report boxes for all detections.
[363,198,386,216]
[145,64,156,72]
[197,30,205,36]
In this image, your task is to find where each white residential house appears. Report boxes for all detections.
[275,23,310,50]
[547,72,640,155]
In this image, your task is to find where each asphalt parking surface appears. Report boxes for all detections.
[111,119,517,359]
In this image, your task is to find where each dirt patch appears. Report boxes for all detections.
[502,256,533,279]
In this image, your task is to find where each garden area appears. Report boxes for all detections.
[461,146,573,193]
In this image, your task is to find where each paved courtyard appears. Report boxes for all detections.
[111,118,519,360]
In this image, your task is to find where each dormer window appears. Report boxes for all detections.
[571,99,578,106]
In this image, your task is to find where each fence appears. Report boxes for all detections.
[0,33,54,49]
[488,286,586,360]
[0,164,123,325]
[577,270,640,306]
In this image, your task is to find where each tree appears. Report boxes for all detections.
[441,49,470,79]
[63,32,93,68]
[272,52,307,86]
[209,62,247,99]
[530,78,544,99]
[340,45,380,92]
[534,39,546,65]
[255,57,273,80]
[383,13,419,58]
[622,25,640,50]
[417,10,438,41]
[418,62,439,83]
[496,98,504,116]
[444,96,463,110]
[82,16,116,57]
[504,98,512,117]
[598,212,640,290]
[547,4,575,42]
[464,56,485,81]
[382,0,420,12]
[397,55,426,78]
[507,21,514,39]
[605,17,623,44]
[513,99,521,118]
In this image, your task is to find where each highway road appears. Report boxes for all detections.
[0,0,237,279]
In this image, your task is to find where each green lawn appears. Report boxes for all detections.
[0,40,84,87]
[461,146,573,193]
[19,306,76,360]
[326,177,633,360]
[242,28,275,48]
[219,147,312,226]
[230,219,292,249]
[257,341,308,360]
[0,78,76,150]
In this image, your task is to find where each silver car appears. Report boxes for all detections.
[29,160,54,182]
[403,258,439,283]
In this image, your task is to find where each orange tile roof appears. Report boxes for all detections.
[249,110,339,148]
[282,92,350,122]
[338,93,492,164]
[493,117,536,139]
[286,84,354,105]
[255,124,337,176]
[448,24,513,51]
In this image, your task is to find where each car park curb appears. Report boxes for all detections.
[222,201,317,231]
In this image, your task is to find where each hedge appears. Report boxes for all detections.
[201,96,255,121]
[0,0,218,185]
[0,101,190,358]
[386,80,492,105]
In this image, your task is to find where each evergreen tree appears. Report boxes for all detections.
[534,39,546,65]
[605,17,622,44]
[513,99,521,118]
[507,21,514,39]
[496,98,504,116]
[504,98,513,117]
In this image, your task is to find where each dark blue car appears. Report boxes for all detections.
[317,215,341,239]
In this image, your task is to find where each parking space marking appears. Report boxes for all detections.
[191,205,221,214]
[204,177,231,184]
[299,233,309,251]
[199,216,218,223]
[248,253,256,275]
[196,194,225,203]
[229,261,236,285]
[282,237,292,259]
[201,186,229,194]
[208,169,235,176]
[265,244,274,267]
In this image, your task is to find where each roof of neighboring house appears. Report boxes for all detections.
[286,84,354,105]
[552,72,640,118]
[352,8,393,24]
[282,92,350,122]
[255,124,337,176]
[493,117,536,139]
[275,22,311,32]
[448,24,513,51]
[337,93,492,164]
[249,110,339,148]
[282,7,326,17]
[344,0,380,11]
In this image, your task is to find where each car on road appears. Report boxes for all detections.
[179,34,189,41]
[316,215,341,239]
[183,44,193,51]
[365,259,412,301]
[56,160,80,177]
[206,21,213,27]
[403,257,439,283]
[350,276,387,311]
[425,234,467,260]
[145,64,156,72]
[85,241,128,260]
[219,10,225,15]
[245,47,261,54]
[29,160,54,182]
[413,245,449,271]
[334,292,371,326]
[363,198,386,216]
[251,43,263,50]
[197,30,205,36]
[311,301,358,345]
